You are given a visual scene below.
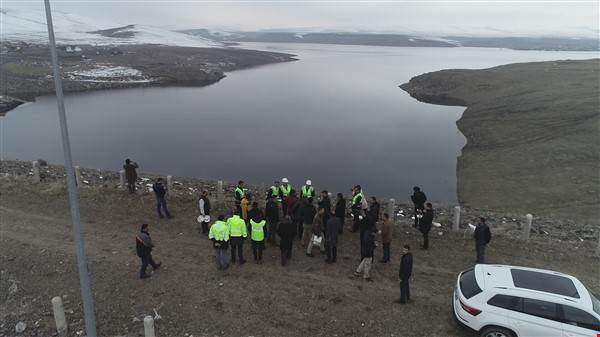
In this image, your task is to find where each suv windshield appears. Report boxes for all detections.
[587,286,600,316]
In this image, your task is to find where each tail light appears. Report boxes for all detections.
[460,299,482,316]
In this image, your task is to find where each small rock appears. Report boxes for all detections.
[15,322,26,334]
[8,282,18,294]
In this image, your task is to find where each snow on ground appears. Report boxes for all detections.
[0,8,221,48]
[66,65,155,83]
[70,65,142,78]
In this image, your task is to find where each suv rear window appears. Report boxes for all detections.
[511,269,579,298]
[587,286,600,316]
[562,305,600,332]
[460,269,482,299]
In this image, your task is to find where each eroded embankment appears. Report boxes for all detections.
[400,59,600,225]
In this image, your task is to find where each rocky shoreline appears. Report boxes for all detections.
[400,59,600,226]
[1,160,597,244]
[0,42,296,115]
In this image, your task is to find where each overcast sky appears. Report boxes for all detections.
[4,0,599,37]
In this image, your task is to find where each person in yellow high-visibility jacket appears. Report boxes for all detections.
[227,209,247,265]
[250,216,266,264]
[208,215,230,270]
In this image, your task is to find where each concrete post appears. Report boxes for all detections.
[32,160,40,182]
[167,175,173,195]
[453,206,461,232]
[217,180,224,207]
[119,170,125,190]
[74,166,82,186]
[51,296,68,337]
[522,214,533,240]
[144,315,155,337]
[387,198,396,221]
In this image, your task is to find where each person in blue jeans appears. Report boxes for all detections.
[152,178,172,219]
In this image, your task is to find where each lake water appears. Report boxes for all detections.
[0,43,595,202]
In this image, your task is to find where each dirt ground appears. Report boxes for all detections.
[1,173,599,337]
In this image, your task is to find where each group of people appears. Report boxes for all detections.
[127,160,493,304]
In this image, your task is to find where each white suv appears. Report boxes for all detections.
[453,264,600,337]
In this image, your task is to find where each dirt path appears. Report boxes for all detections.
[1,177,598,337]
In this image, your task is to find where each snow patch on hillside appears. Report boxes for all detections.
[70,66,142,78]
[1,8,221,48]
[66,65,155,83]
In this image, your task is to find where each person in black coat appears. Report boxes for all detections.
[325,212,341,263]
[123,159,138,194]
[265,196,280,245]
[277,215,296,266]
[136,223,161,279]
[299,198,317,245]
[365,197,380,233]
[474,217,492,263]
[152,178,171,219]
[318,190,331,227]
[334,193,346,234]
[411,186,427,228]
[419,203,434,250]
[355,228,375,281]
[396,245,413,304]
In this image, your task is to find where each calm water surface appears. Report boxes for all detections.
[1,43,595,202]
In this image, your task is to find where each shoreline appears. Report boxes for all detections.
[1,159,597,242]
[400,59,600,225]
[0,43,296,115]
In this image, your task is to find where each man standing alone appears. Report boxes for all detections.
[123,159,138,194]
[474,217,492,263]
[136,224,161,279]
[152,178,171,219]
[396,245,413,304]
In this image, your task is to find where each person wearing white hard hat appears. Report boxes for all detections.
[301,179,315,199]
[279,178,292,215]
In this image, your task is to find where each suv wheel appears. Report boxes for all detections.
[479,326,516,337]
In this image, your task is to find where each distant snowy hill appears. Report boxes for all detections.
[0,8,221,48]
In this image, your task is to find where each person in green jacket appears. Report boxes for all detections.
[250,215,267,264]
[227,209,247,265]
[208,215,230,270]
